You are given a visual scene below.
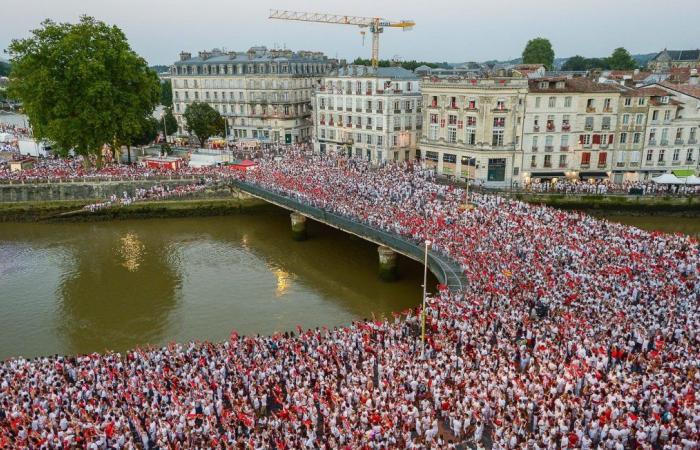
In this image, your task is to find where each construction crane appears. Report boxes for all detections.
[269,10,415,68]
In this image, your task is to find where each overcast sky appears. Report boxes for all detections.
[2,0,698,65]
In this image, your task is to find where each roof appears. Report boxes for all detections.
[174,48,328,66]
[653,49,700,62]
[620,86,668,97]
[528,77,624,93]
[658,81,700,99]
[330,65,418,80]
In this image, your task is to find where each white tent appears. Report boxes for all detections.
[651,173,683,184]
[683,175,700,185]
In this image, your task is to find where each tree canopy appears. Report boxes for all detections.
[0,61,10,77]
[160,79,173,107]
[7,16,160,158]
[183,102,224,145]
[608,47,637,70]
[351,58,448,70]
[522,38,555,70]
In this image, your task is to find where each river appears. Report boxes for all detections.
[0,210,436,360]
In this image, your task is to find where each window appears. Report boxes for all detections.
[622,114,630,125]
[581,134,591,145]
[487,158,506,181]
[538,82,548,89]
[616,151,625,163]
[467,98,476,109]
[638,98,645,106]
[603,98,611,111]
[429,125,439,140]
[466,128,476,145]
[496,100,506,110]
[448,114,458,125]
[564,96,572,108]
[530,155,537,168]
[559,154,567,167]
[548,97,556,108]
[630,151,640,162]
[586,98,595,110]
[447,127,457,143]
[661,128,669,143]
[673,148,680,161]
[620,132,627,144]
[425,151,439,162]
[598,152,607,167]
[675,128,683,141]
[561,135,569,149]
[535,97,541,108]
[581,152,591,165]
[624,98,632,106]
[652,110,659,121]
[690,128,697,142]
[430,96,438,107]
[450,96,457,109]
[466,116,477,126]
[602,117,611,130]
[635,114,644,125]
[585,117,594,130]
[493,117,506,128]
[687,148,694,162]
[658,149,665,162]
[543,155,552,168]
[532,136,539,149]
[646,149,653,162]
[545,135,553,149]
[430,114,438,124]
[492,130,504,147]
[377,135,383,147]
[664,110,671,121]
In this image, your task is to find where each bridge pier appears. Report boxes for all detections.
[377,246,398,281]
[290,212,307,241]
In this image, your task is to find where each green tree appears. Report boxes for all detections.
[0,61,10,77]
[522,38,555,70]
[183,101,224,146]
[607,47,637,70]
[158,107,178,136]
[160,79,173,107]
[561,55,588,71]
[132,116,159,146]
[7,16,160,162]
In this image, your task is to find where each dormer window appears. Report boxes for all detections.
[661,96,669,104]
[539,81,548,89]
[555,81,565,89]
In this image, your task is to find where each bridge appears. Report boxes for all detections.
[232,180,467,291]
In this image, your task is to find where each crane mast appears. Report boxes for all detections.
[269,9,414,68]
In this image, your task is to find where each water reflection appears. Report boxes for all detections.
[57,227,181,355]
[273,267,293,297]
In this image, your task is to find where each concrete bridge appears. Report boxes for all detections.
[232,180,467,291]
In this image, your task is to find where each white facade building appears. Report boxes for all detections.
[312,66,421,162]
[170,47,333,144]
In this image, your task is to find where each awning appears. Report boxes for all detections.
[651,173,683,184]
[579,171,609,179]
[529,171,566,178]
[672,169,696,177]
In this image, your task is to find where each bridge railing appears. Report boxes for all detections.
[233,180,466,290]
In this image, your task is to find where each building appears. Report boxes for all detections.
[419,77,528,187]
[523,78,622,183]
[647,49,700,72]
[170,47,333,145]
[312,65,422,162]
[640,81,700,179]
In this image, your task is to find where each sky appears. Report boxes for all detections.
[2,0,699,65]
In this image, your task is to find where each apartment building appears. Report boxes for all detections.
[170,47,333,144]
[312,66,421,162]
[640,82,700,179]
[612,88,654,182]
[419,77,528,187]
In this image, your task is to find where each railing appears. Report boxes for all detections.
[232,180,467,290]
[560,146,569,151]
[544,146,554,152]
[675,139,684,145]
[562,124,571,131]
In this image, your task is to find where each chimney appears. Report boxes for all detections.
[690,68,699,86]
[179,51,191,61]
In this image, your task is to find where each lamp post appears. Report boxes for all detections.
[421,239,431,358]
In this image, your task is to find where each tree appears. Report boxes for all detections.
[561,55,588,71]
[7,16,160,161]
[158,107,177,136]
[183,102,224,146]
[0,61,10,77]
[522,38,555,70]
[132,116,159,146]
[607,47,637,70]
[160,79,172,107]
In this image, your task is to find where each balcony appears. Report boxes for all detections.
[355,108,362,112]
[376,126,383,131]
[543,162,552,168]
[355,124,361,129]
[660,139,669,146]
[629,162,639,167]
[560,146,569,151]
[394,109,401,114]
[533,125,540,132]
[649,138,657,145]
[562,124,571,131]
[583,144,592,149]
[366,90,372,96]
[545,145,554,152]
[586,107,596,113]
[602,125,611,131]
[466,105,478,111]
[531,146,539,152]
[675,139,684,145]
[405,125,413,130]
[603,107,613,113]
[584,125,593,131]
[429,103,438,108]
[689,138,697,144]
[393,126,401,131]
[598,163,608,168]
[581,163,591,169]
[345,107,352,112]
[336,107,343,111]
[365,125,373,130]
[616,162,625,168]
[448,104,458,110]
[546,125,556,132]
[600,143,609,149]
[377,110,383,114]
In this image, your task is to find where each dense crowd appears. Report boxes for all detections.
[0,150,699,449]
[83,182,213,212]
[525,179,700,196]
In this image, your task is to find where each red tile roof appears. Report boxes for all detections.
[659,82,700,99]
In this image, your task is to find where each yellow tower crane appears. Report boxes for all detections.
[268,10,415,68]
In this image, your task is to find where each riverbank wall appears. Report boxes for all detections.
[508,193,700,216]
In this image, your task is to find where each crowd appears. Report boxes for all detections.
[525,179,700,196]
[83,182,213,212]
[0,149,699,449]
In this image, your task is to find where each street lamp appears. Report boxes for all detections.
[421,239,431,358]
